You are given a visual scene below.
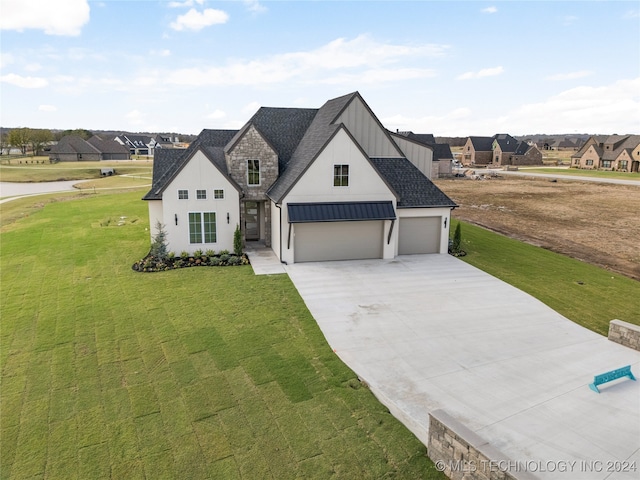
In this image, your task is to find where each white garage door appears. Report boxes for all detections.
[294,221,384,263]
[398,217,441,254]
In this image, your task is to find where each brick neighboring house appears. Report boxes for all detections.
[571,135,640,172]
[49,135,129,162]
[462,134,542,166]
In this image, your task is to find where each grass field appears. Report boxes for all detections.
[0,158,153,183]
[452,219,640,335]
[0,190,443,479]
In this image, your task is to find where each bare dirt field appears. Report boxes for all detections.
[435,176,640,280]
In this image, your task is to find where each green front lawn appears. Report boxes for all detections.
[0,190,442,479]
[452,219,640,335]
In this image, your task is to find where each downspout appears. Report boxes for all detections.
[274,203,286,264]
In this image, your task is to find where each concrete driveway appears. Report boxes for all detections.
[285,255,640,479]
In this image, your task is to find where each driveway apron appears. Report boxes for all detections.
[285,255,640,479]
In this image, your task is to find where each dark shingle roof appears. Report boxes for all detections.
[87,135,130,155]
[247,107,318,171]
[267,93,356,203]
[143,149,186,200]
[432,143,453,161]
[493,134,519,152]
[369,158,457,208]
[469,136,494,151]
[50,135,101,155]
[143,129,238,200]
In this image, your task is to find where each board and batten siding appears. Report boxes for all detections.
[160,150,240,255]
[335,97,403,158]
[279,128,397,264]
[392,135,434,179]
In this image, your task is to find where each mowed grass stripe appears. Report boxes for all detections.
[0,190,442,479]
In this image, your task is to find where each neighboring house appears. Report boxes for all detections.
[114,134,154,156]
[462,134,542,166]
[391,131,454,177]
[143,92,457,263]
[461,136,494,165]
[87,135,130,160]
[571,135,640,172]
[150,134,181,152]
[49,135,130,162]
[492,135,542,166]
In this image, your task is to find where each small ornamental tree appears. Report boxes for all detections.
[452,222,462,253]
[233,224,243,255]
[150,221,169,260]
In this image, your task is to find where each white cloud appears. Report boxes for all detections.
[168,0,204,7]
[0,73,48,88]
[623,10,639,19]
[320,67,436,85]
[457,66,504,80]
[206,109,226,120]
[163,35,448,86]
[482,6,497,14]
[39,104,57,112]
[244,0,267,14]
[546,70,593,81]
[170,8,229,31]
[562,15,578,26]
[0,0,90,36]
[497,77,640,134]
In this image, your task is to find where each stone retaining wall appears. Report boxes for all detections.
[427,410,536,480]
[608,319,640,351]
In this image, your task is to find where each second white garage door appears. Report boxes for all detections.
[294,221,384,263]
[398,217,441,254]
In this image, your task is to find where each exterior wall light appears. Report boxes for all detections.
[175,214,178,225]
[227,213,230,224]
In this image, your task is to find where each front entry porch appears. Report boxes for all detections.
[242,200,271,247]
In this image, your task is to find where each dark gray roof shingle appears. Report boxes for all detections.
[143,129,238,200]
[369,158,457,208]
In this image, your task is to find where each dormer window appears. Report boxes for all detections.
[247,160,260,185]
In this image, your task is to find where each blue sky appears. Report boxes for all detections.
[1,0,639,136]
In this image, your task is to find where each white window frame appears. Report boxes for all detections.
[178,189,189,200]
[333,164,349,187]
[214,189,224,199]
[247,159,261,186]
[196,189,207,200]
[188,212,217,244]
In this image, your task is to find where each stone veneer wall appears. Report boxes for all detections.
[427,410,537,480]
[608,319,640,351]
[226,125,279,247]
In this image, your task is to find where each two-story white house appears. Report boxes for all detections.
[143,92,457,263]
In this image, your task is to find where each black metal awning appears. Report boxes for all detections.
[287,201,396,223]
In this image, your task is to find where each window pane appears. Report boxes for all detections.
[178,189,188,199]
[248,160,260,185]
[333,164,349,186]
[203,212,216,243]
[196,189,206,199]
[189,212,202,243]
[214,189,224,199]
